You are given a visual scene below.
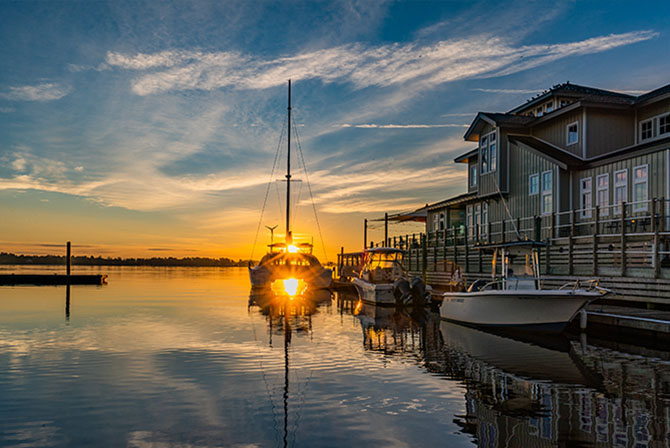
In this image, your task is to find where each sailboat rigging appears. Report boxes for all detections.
[249,80,332,293]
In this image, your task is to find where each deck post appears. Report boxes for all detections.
[443,229,448,272]
[593,206,599,276]
[339,247,344,278]
[516,217,521,240]
[421,233,427,282]
[433,231,438,271]
[547,212,555,274]
[487,221,491,243]
[569,209,575,275]
[66,241,71,280]
[364,219,368,249]
[393,236,397,249]
[464,222,470,274]
[384,213,388,246]
[652,198,660,278]
[620,202,627,277]
[452,225,458,266]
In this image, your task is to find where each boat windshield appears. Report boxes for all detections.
[365,251,402,269]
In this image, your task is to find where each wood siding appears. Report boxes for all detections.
[572,150,667,223]
[531,109,583,157]
[637,100,670,122]
[586,108,635,158]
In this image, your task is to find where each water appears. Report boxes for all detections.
[0,266,668,447]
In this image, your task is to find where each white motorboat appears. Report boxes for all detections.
[353,247,430,306]
[440,241,608,332]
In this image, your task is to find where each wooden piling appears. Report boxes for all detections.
[66,241,71,281]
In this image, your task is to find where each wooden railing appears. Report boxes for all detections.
[369,198,670,280]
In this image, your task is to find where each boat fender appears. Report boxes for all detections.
[410,277,427,308]
[393,278,412,306]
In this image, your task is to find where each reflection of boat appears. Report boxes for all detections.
[249,80,332,291]
[440,241,607,331]
[249,287,332,315]
[439,321,599,386]
[353,248,430,307]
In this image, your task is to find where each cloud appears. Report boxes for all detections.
[106,30,657,96]
[0,82,71,101]
[339,123,468,129]
[470,88,544,94]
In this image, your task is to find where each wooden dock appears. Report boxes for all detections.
[0,274,108,286]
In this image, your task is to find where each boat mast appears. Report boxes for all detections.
[286,79,292,245]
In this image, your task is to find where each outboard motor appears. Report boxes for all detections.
[393,278,412,307]
[410,277,428,308]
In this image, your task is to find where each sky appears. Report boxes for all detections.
[1,0,669,261]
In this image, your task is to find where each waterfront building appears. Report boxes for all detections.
[395,82,670,298]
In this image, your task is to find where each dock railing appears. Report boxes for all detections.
[370,198,670,282]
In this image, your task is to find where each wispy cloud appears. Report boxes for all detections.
[0,82,71,101]
[339,123,468,129]
[106,30,657,96]
[470,88,544,94]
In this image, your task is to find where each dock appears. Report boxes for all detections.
[0,274,108,286]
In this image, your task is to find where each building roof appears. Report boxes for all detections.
[454,147,478,163]
[427,192,477,211]
[507,82,635,114]
[635,82,670,104]
[463,112,535,141]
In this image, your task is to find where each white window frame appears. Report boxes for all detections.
[545,102,553,113]
[541,170,553,215]
[475,204,481,239]
[466,205,473,238]
[480,136,489,174]
[614,169,628,215]
[439,213,445,231]
[633,164,649,212]
[639,118,654,141]
[432,213,439,232]
[580,177,593,219]
[566,121,579,146]
[529,173,539,196]
[470,165,477,187]
[481,202,488,237]
[489,135,497,172]
[596,173,609,217]
[479,131,497,174]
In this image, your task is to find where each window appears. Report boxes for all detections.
[614,169,628,215]
[659,114,670,136]
[470,165,477,187]
[566,122,579,145]
[536,107,543,117]
[633,164,648,211]
[482,203,488,237]
[480,131,497,174]
[580,177,592,219]
[475,204,481,238]
[480,136,489,174]
[541,170,553,215]
[439,213,445,231]
[545,102,553,113]
[433,213,439,232]
[559,99,571,108]
[640,119,654,141]
[529,173,539,196]
[596,174,609,217]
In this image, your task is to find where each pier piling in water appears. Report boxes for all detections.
[66,241,71,280]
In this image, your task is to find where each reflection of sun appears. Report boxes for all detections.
[287,244,298,253]
[271,278,306,297]
[283,278,299,296]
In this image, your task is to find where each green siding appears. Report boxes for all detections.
[586,108,635,158]
[532,109,583,157]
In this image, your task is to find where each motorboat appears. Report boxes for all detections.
[249,80,332,293]
[440,241,609,332]
[353,247,430,307]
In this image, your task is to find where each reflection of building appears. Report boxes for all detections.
[432,322,670,447]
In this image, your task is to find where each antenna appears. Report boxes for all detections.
[265,225,278,246]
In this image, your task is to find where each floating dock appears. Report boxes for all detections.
[0,274,107,286]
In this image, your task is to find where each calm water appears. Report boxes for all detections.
[0,266,669,447]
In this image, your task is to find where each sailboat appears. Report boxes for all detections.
[249,80,332,293]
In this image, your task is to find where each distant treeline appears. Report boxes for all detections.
[0,252,253,267]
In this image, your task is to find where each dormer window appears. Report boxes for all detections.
[566,122,579,145]
[640,119,653,141]
[545,102,553,113]
[536,107,543,117]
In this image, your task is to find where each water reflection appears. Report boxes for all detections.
[248,287,333,448]
[337,298,670,447]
